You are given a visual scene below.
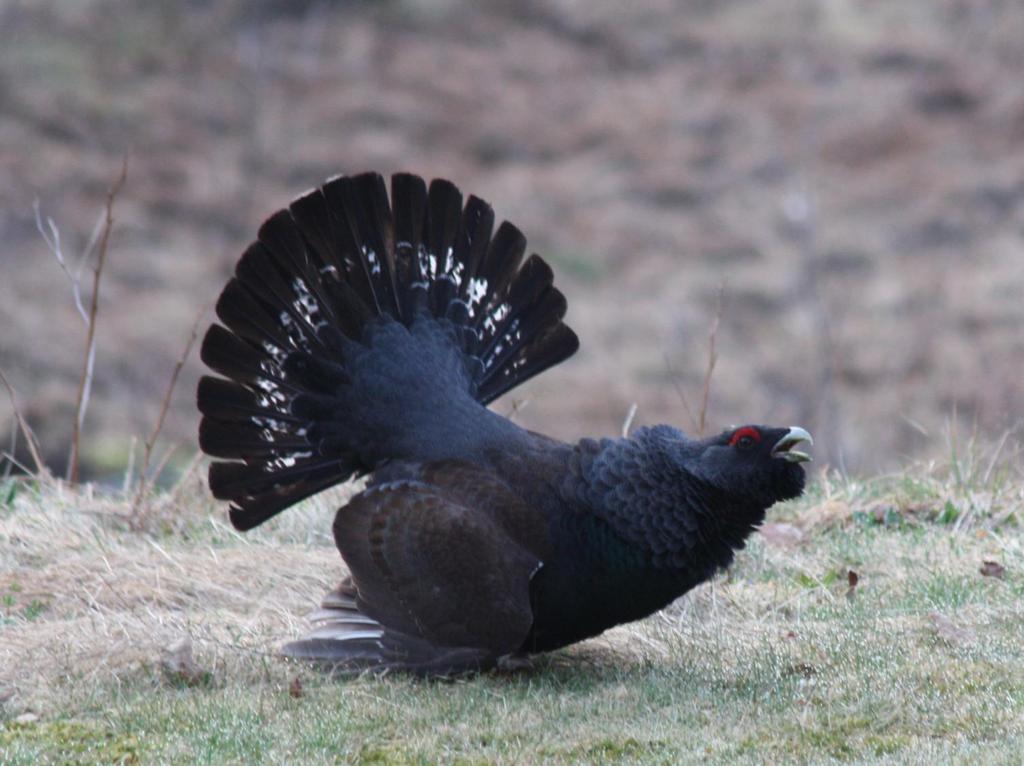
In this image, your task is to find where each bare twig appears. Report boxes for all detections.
[131,308,205,527]
[981,428,1013,487]
[0,368,47,477]
[506,398,530,423]
[147,443,181,493]
[166,450,205,509]
[4,418,18,480]
[122,436,138,494]
[68,160,127,483]
[34,200,104,324]
[0,451,38,478]
[664,353,699,434]
[664,284,725,437]
[697,283,724,437]
[621,402,638,438]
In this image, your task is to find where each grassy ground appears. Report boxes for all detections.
[1,443,1022,764]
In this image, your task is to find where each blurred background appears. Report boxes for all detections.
[1,0,1023,482]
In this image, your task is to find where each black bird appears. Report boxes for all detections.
[197,172,812,675]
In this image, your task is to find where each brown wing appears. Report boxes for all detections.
[332,462,545,656]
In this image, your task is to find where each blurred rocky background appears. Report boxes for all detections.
[2,0,1023,480]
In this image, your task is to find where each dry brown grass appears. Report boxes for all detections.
[1,435,1019,723]
[0,475,359,714]
[1,455,1022,763]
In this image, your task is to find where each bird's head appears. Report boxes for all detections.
[687,425,812,509]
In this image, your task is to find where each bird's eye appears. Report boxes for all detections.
[728,426,761,450]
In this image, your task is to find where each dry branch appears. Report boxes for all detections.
[666,282,725,437]
[34,200,104,324]
[621,402,638,438]
[130,308,205,527]
[664,353,699,435]
[697,283,724,437]
[0,368,48,477]
[68,160,127,483]
[506,398,530,423]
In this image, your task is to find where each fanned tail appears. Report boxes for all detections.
[198,172,579,531]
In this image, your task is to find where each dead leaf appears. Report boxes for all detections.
[785,663,817,678]
[980,560,1005,580]
[289,677,304,698]
[846,570,859,600]
[759,522,804,547]
[14,712,38,725]
[160,637,209,687]
[928,612,976,646]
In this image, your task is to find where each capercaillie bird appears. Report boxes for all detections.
[197,172,812,675]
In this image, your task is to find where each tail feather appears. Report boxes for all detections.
[205,461,352,521]
[450,196,496,319]
[198,172,579,530]
[200,325,297,391]
[477,322,579,404]
[475,255,555,362]
[197,376,304,426]
[480,288,565,388]
[325,174,402,319]
[424,178,464,317]
[214,278,296,355]
[198,418,314,460]
[234,244,330,352]
[213,460,349,531]
[280,583,496,675]
[387,173,425,320]
[478,221,527,310]
[250,211,375,353]
[289,185,380,317]
[280,353,350,394]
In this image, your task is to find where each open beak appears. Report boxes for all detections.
[771,426,813,463]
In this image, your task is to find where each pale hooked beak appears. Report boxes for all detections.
[771,426,813,463]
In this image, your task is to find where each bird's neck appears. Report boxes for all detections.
[571,426,766,577]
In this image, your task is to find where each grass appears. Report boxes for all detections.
[1,444,1022,764]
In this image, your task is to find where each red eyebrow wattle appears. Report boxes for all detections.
[728,427,761,446]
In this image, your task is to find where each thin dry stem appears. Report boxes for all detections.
[506,398,530,423]
[0,368,48,477]
[68,159,127,483]
[131,308,205,527]
[664,353,699,435]
[149,443,181,488]
[697,283,724,437]
[34,200,104,324]
[621,402,638,438]
[982,427,1013,486]
[665,283,724,437]
[165,451,205,508]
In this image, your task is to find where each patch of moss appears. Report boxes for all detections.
[355,742,466,765]
[1,719,141,765]
[556,736,674,764]
[866,733,911,756]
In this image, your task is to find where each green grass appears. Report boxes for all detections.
[1,457,1022,764]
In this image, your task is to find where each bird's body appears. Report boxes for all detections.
[198,172,811,674]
